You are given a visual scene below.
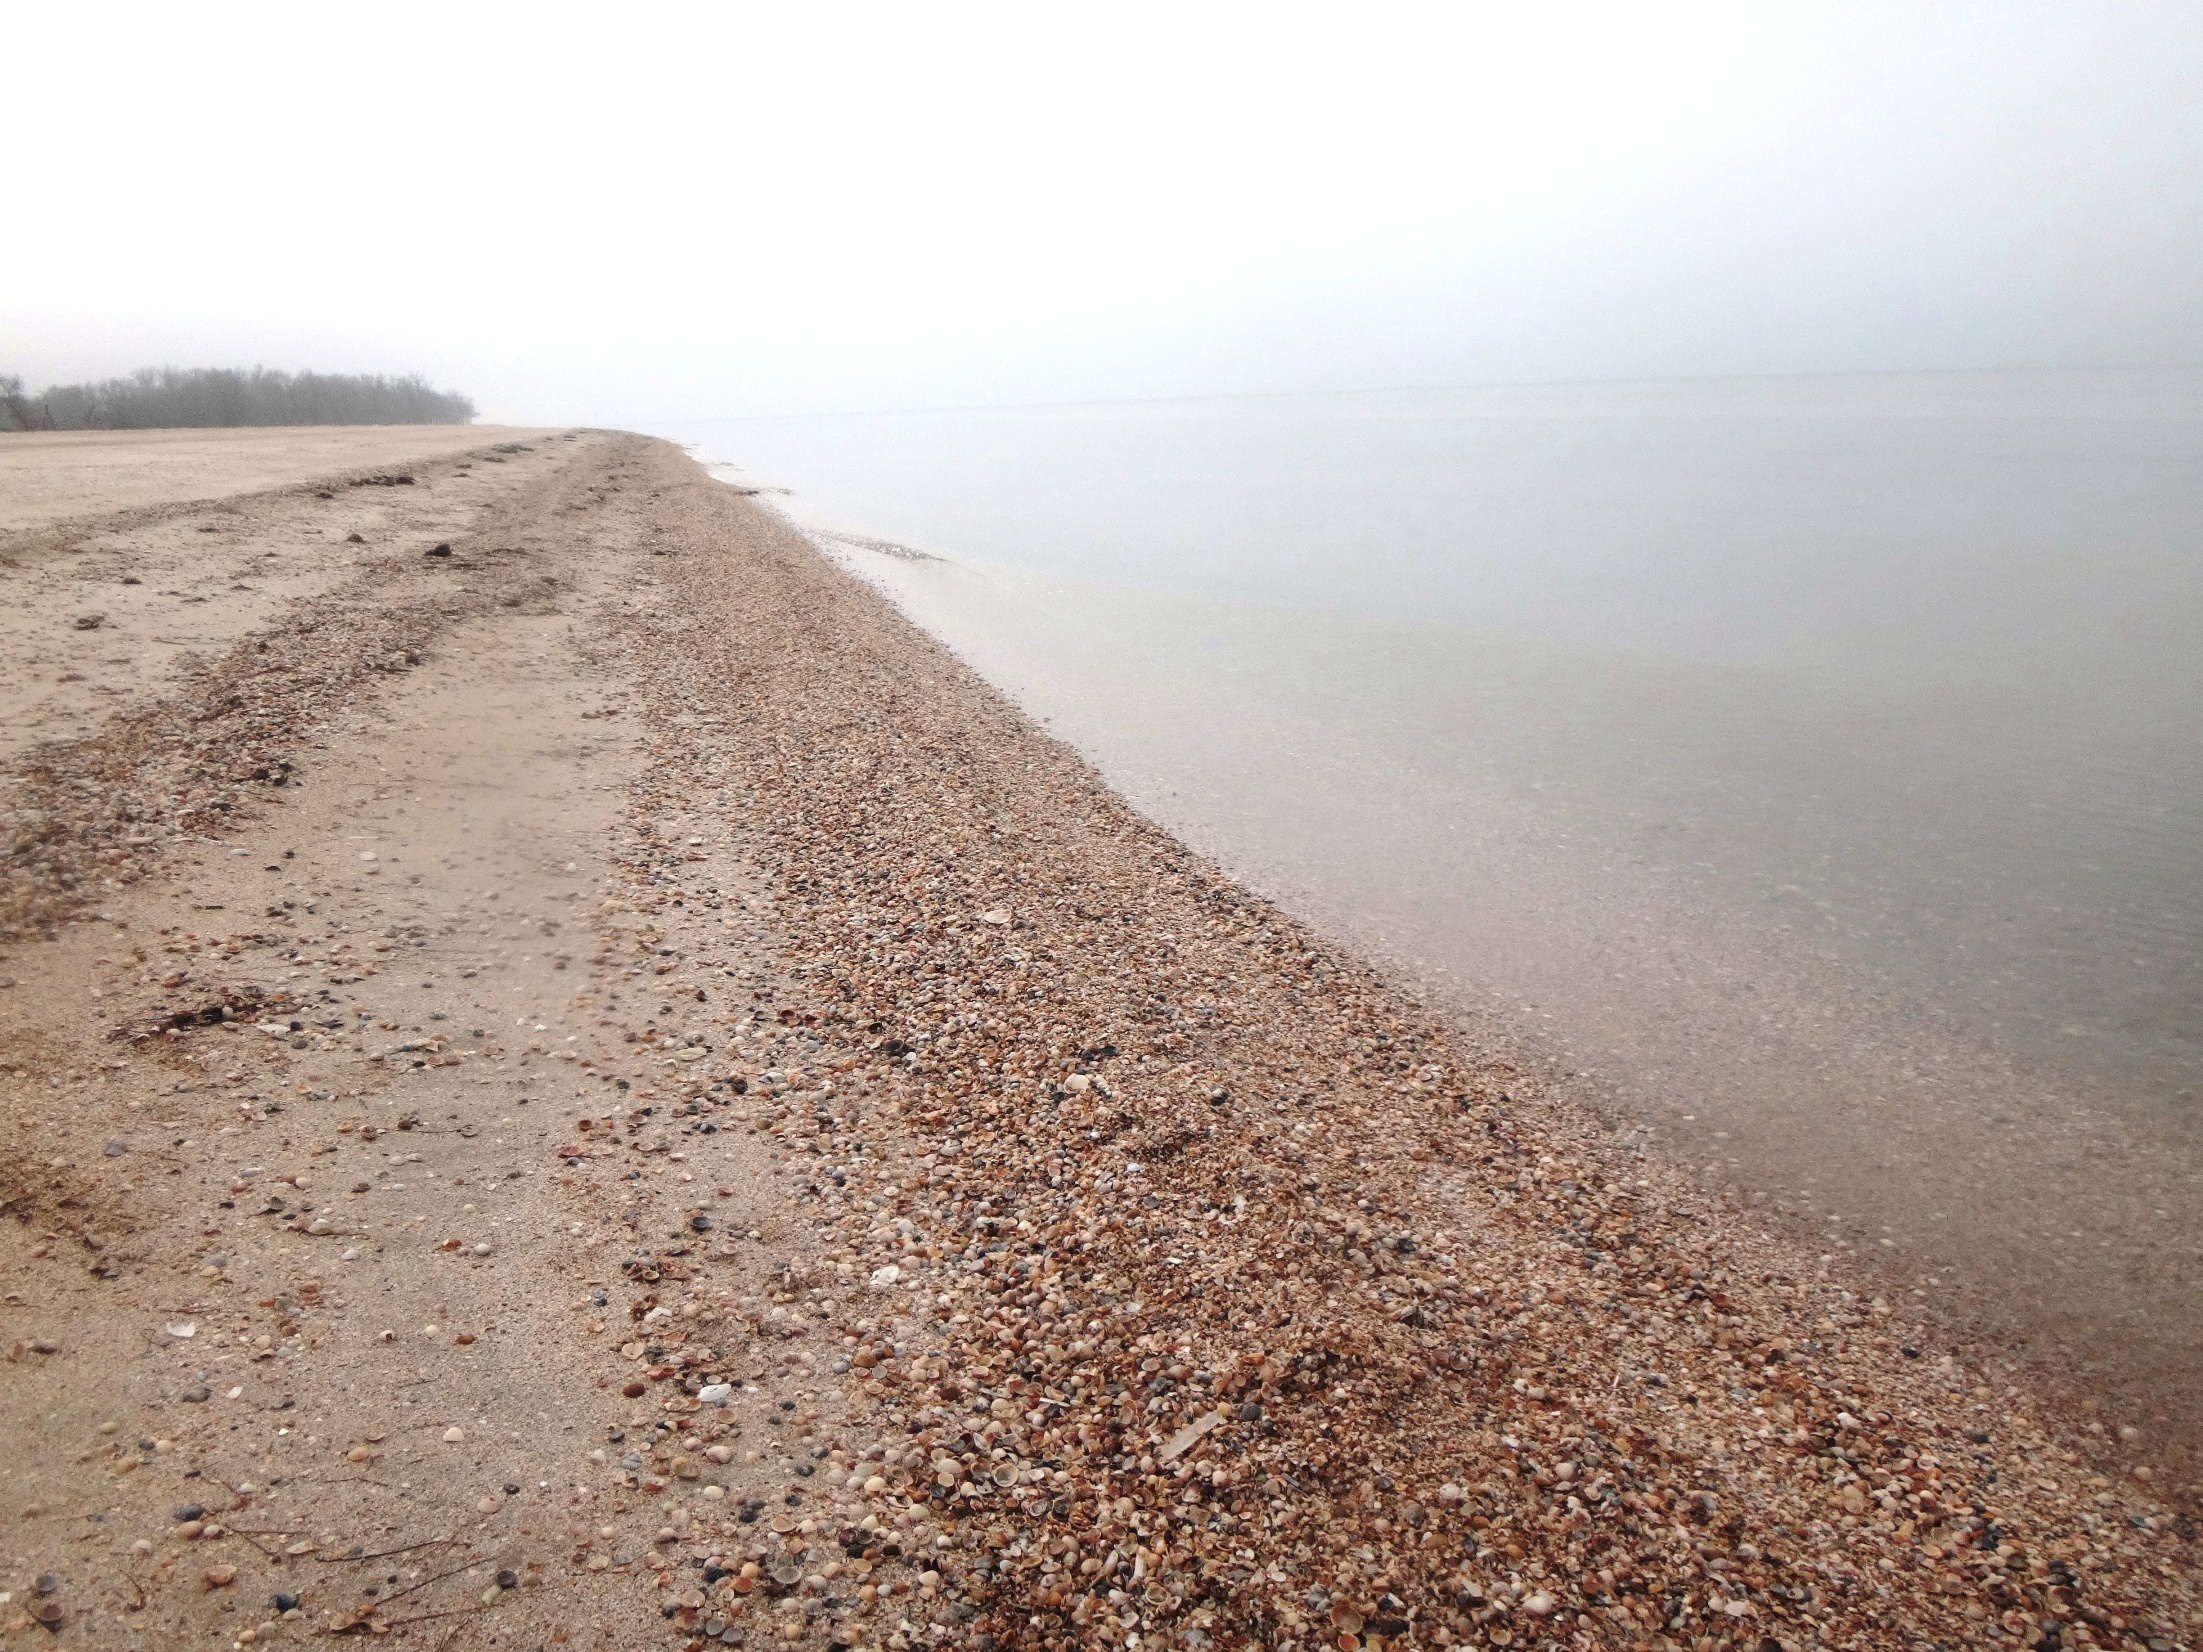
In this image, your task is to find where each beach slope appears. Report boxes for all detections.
[0,431,2191,1648]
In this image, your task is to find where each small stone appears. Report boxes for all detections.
[182,1385,211,1403]
[203,1564,238,1588]
[443,1427,465,1443]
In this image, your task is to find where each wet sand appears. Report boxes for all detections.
[0,432,2194,1648]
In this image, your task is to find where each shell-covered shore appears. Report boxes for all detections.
[611,437,2199,1651]
[0,429,2190,1651]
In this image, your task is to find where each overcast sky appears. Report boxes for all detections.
[7,2,2199,423]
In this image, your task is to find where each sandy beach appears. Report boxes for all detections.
[0,429,2194,1650]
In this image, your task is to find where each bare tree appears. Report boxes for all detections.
[0,375,41,433]
[0,367,474,431]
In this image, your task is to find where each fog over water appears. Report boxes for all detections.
[655,367,2203,1415]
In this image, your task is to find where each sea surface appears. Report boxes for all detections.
[650,369,2203,1420]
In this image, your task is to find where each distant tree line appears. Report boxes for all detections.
[0,367,474,431]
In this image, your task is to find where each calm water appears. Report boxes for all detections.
[652,369,2203,1417]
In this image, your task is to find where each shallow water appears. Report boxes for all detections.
[652,369,2203,1426]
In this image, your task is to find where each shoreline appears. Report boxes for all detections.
[0,430,2193,1648]
[636,447,2201,1648]
[742,445,2203,1475]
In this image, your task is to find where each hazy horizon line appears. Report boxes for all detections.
[643,357,2203,429]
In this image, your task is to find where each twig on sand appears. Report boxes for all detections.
[315,1533,461,1565]
[346,1602,490,1637]
[362,1553,481,1609]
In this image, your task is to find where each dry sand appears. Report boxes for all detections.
[0,425,543,536]
[0,431,2194,1651]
